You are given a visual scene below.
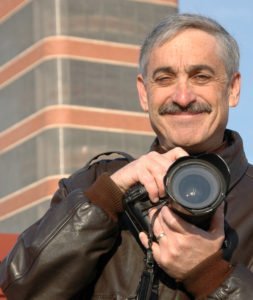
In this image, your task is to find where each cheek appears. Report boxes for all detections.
[210,100,229,131]
[146,92,159,113]
[147,88,168,110]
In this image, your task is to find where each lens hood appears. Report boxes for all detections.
[164,153,230,217]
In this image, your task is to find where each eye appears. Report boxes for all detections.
[155,74,175,86]
[192,73,212,84]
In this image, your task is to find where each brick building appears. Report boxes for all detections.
[0,0,178,297]
[0,0,178,263]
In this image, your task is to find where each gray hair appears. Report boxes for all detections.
[139,13,240,81]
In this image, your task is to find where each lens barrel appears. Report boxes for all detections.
[164,154,230,228]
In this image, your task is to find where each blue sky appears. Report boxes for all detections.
[180,0,253,162]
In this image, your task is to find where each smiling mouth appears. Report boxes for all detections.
[159,102,212,116]
[167,111,208,116]
[166,111,210,118]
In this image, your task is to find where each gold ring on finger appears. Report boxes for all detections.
[156,232,166,241]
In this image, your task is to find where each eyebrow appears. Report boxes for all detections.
[152,64,216,79]
[152,66,175,79]
[187,64,216,75]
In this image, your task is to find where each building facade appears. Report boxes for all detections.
[0,0,178,234]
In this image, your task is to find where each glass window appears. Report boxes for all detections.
[63,0,177,45]
[0,127,154,197]
[0,61,58,131]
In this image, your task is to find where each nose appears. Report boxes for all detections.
[172,79,196,107]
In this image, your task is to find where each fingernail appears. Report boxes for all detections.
[153,197,159,203]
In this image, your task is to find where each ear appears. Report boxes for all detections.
[137,74,149,112]
[228,72,241,107]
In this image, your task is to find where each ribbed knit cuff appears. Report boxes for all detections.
[182,250,234,299]
[84,173,124,222]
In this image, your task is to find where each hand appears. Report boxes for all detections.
[139,203,225,281]
[110,147,188,202]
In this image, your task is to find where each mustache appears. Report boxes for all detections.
[159,101,212,115]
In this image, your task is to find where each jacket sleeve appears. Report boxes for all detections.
[208,265,253,299]
[0,168,124,300]
[182,249,253,299]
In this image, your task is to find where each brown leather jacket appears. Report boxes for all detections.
[0,130,253,299]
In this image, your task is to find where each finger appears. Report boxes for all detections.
[148,207,164,235]
[134,152,169,201]
[139,232,162,255]
[159,206,197,234]
[137,167,161,202]
[162,147,189,162]
[153,148,189,199]
[142,152,173,199]
[139,232,149,248]
[139,231,163,249]
[148,208,170,245]
[142,149,189,201]
[139,232,165,268]
[150,210,178,250]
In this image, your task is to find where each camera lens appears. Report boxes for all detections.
[163,154,230,227]
[170,165,220,209]
[178,174,210,203]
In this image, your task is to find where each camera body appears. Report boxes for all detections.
[124,153,230,231]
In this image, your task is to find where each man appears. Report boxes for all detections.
[0,14,253,299]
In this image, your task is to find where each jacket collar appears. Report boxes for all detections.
[150,129,248,191]
[216,130,248,190]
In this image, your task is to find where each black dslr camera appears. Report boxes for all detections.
[124,153,230,231]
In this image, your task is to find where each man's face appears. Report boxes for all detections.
[137,29,240,153]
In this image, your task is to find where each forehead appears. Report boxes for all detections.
[148,29,224,72]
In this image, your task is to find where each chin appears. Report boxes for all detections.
[166,136,208,153]
[172,135,202,147]
[173,136,222,154]
[156,126,221,153]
